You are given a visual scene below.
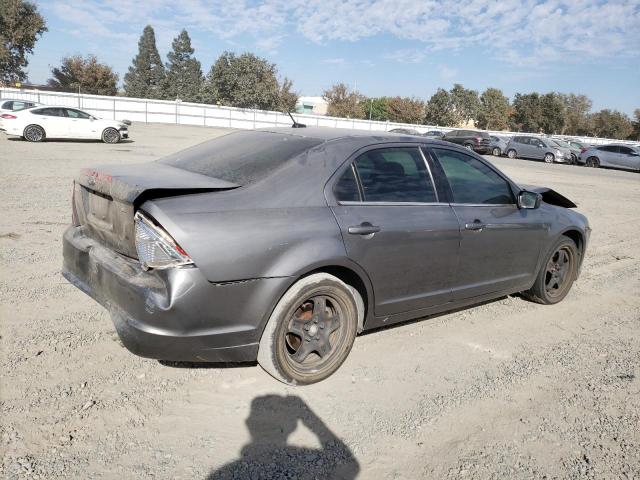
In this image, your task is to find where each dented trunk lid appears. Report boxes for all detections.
[73,163,238,257]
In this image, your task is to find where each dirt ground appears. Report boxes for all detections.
[1,123,639,479]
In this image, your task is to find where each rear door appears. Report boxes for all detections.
[329,145,460,317]
[31,107,68,137]
[429,147,547,299]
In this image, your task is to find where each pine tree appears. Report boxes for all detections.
[123,25,165,98]
[161,29,203,102]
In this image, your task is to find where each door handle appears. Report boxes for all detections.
[465,220,486,231]
[348,222,381,235]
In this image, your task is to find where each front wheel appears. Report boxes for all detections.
[464,143,474,151]
[507,149,517,159]
[492,147,501,157]
[258,273,359,385]
[102,127,121,144]
[522,237,578,305]
[544,153,555,163]
[585,156,600,168]
[24,124,45,142]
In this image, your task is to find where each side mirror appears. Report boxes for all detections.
[518,191,541,209]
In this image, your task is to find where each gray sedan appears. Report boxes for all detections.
[506,135,572,163]
[62,128,590,384]
[579,144,640,171]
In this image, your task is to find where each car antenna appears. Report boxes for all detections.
[287,111,306,128]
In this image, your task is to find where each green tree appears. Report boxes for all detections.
[450,83,480,126]
[589,109,634,139]
[123,25,165,99]
[162,29,203,102]
[276,77,298,112]
[424,88,456,126]
[48,55,118,95]
[511,93,543,132]
[538,92,566,134]
[367,97,389,121]
[476,88,510,130]
[386,96,425,124]
[561,93,592,135]
[0,0,47,84]
[631,108,640,141]
[322,83,366,118]
[203,51,280,109]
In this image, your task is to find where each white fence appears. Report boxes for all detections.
[1,87,637,147]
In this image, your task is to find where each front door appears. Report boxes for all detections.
[65,108,95,138]
[429,147,547,299]
[329,146,460,317]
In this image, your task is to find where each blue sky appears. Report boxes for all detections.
[27,0,640,115]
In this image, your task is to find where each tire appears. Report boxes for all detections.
[257,273,359,385]
[102,127,121,144]
[464,143,474,151]
[507,149,517,159]
[544,153,555,163]
[23,124,45,142]
[522,237,578,305]
[585,156,600,168]
[492,147,501,157]
[570,154,577,165]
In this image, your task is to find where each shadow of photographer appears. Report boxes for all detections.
[207,394,359,480]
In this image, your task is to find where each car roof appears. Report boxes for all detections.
[256,126,426,141]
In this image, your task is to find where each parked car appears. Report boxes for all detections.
[62,127,590,385]
[578,144,640,171]
[489,135,509,156]
[0,98,41,130]
[505,135,572,163]
[550,139,580,164]
[423,130,445,139]
[389,128,421,135]
[2,105,129,143]
[441,129,492,154]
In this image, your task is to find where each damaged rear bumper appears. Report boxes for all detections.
[62,226,291,363]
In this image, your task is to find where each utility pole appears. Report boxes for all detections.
[369,98,373,120]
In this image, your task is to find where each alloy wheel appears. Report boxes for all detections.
[544,246,574,299]
[24,125,44,142]
[284,295,344,371]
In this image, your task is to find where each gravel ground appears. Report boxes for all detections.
[1,123,639,479]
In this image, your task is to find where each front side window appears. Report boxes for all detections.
[433,148,514,205]
[66,109,91,119]
[344,147,437,203]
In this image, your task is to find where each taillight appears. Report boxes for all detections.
[1,113,17,119]
[475,136,482,143]
[134,211,193,270]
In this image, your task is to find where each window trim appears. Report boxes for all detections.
[427,146,518,207]
[327,143,442,206]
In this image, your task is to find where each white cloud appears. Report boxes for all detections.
[383,48,426,64]
[438,64,458,81]
[41,0,640,65]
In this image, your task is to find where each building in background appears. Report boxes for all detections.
[295,96,328,115]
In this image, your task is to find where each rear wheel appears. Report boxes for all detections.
[492,147,501,157]
[570,153,577,165]
[544,153,555,163]
[102,127,121,144]
[522,237,578,305]
[586,156,600,168]
[23,124,45,142]
[258,273,359,385]
[507,149,517,159]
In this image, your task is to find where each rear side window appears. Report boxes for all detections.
[433,148,514,205]
[32,107,65,117]
[13,101,33,111]
[334,165,360,202]
[159,131,323,185]
[2,101,13,110]
[350,147,437,203]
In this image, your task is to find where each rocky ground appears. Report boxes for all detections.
[1,123,638,479]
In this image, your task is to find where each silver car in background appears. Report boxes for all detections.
[489,135,509,156]
[506,135,572,164]
[579,144,640,171]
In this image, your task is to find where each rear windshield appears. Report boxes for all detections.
[158,131,323,185]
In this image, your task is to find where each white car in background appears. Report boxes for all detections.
[1,106,129,143]
[0,98,41,130]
